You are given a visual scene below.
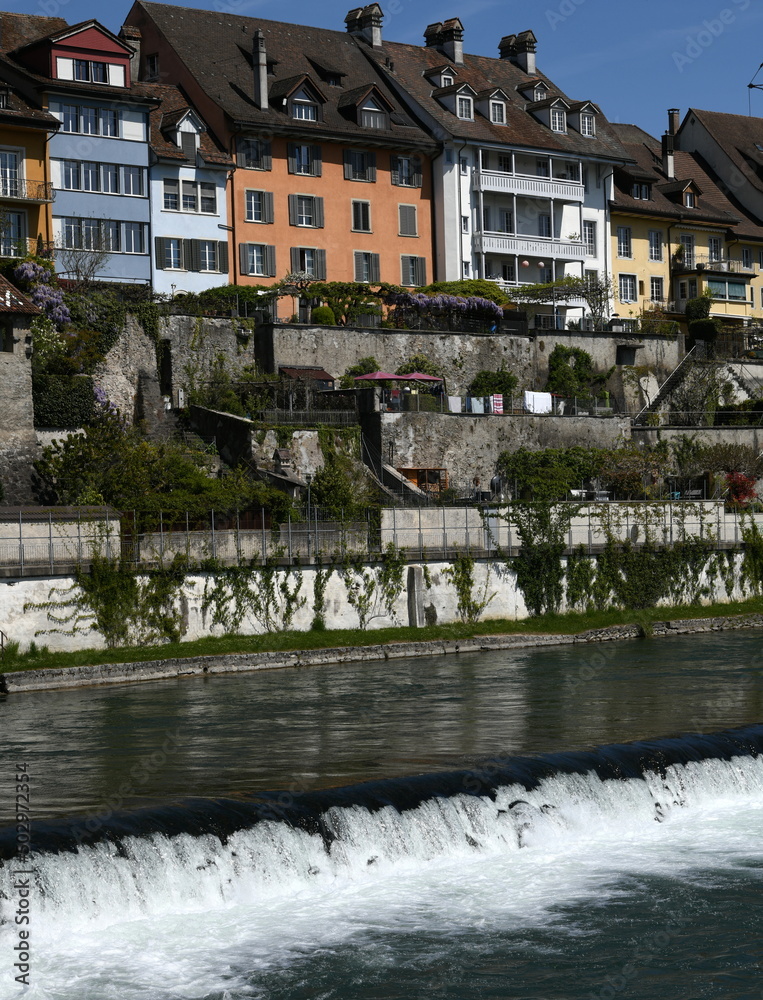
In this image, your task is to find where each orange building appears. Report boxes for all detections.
[0,15,64,255]
[124,2,436,314]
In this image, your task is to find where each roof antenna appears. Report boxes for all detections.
[748,63,763,115]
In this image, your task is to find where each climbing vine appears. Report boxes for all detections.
[201,553,305,634]
[311,554,336,630]
[25,554,188,648]
[444,554,495,624]
[340,543,406,629]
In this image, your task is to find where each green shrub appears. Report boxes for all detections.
[311,305,336,326]
[32,374,94,428]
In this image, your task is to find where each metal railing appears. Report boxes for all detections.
[0,177,55,202]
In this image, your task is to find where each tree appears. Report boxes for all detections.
[55,228,112,292]
[467,365,518,398]
[339,356,382,389]
[546,344,613,401]
[498,446,606,500]
[510,274,614,330]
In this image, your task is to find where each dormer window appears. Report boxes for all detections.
[580,112,595,136]
[180,131,197,161]
[534,85,548,102]
[490,101,506,124]
[0,90,8,110]
[551,108,566,132]
[457,96,473,120]
[75,59,108,83]
[632,183,651,200]
[292,87,318,121]
[685,191,696,207]
[442,74,454,88]
[361,95,387,129]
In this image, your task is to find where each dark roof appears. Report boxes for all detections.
[609,123,763,234]
[0,12,68,53]
[680,107,763,199]
[0,73,59,128]
[0,275,40,316]
[279,366,335,381]
[127,1,436,150]
[142,82,232,166]
[360,38,631,161]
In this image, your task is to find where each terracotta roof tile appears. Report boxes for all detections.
[0,275,40,316]
[140,82,233,167]
[128,2,435,150]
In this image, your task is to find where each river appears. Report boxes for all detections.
[0,630,762,999]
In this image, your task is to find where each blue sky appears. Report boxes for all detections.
[10,0,763,137]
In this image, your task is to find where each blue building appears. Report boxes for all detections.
[144,82,232,295]
[11,18,154,285]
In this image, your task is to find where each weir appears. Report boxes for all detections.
[2,726,761,933]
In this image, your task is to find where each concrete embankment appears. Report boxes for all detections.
[2,613,762,694]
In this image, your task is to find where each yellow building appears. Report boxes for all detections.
[610,124,763,333]
[0,78,59,256]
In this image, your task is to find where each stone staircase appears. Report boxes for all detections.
[632,346,698,425]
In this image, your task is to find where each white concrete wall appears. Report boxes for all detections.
[0,544,753,653]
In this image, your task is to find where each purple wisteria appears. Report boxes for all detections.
[388,292,505,331]
[13,261,71,328]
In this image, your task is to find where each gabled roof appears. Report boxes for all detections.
[125,1,435,150]
[679,107,763,199]
[338,83,394,112]
[142,82,233,166]
[269,73,327,104]
[358,36,630,159]
[0,275,40,316]
[0,77,59,129]
[0,13,68,53]
[26,18,132,53]
[609,123,759,233]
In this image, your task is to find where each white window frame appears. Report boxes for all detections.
[352,200,371,233]
[650,276,664,303]
[550,108,566,132]
[648,230,663,262]
[617,226,632,259]
[583,221,597,257]
[457,96,473,120]
[708,236,722,262]
[490,101,506,124]
[619,274,637,303]
[580,112,595,136]
[123,222,144,254]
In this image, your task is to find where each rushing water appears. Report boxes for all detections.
[1,631,763,999]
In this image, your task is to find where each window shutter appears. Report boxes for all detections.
[399,205,417,236]
[239,243,250,275]
[180,132,196,161]
[390,155,400,186]
[417,257,427,285]
[314,197,324,228]
[261,140,272,170]
[315,249,327,280]
[287,143,297,174]
[401,255,411,286]
[344,150,353,180]
[288,194,298,226]
[183,240,194,271]
[217,241,229,274]
[412,157,423,188]
[290,247,300,272]
[192,240,203,272]
[263,191,274,224]
[237,138,251,168]
[354,251,364,282]
[370,253,381,283]
[311,145,322,177]
[367,151,377,182]
[265,245,277,277]
[155,237,166,269]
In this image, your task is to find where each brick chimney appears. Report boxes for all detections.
[119,24,141,82]
[662,132,675,180]
[346,4,383,48]
[668,108,680,135]
[253,28,268,111]
[498,34,516,60]
[424,18,464,65]
[514,30,537,75]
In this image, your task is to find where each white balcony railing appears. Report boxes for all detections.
[474,170,585,202]
[474,233,587,261]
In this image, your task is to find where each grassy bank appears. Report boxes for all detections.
[3,596,763,675]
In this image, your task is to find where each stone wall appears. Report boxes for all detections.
[0,546,748,654]
[368,412,631,485]
[632,425,763,451]
[0,334,39,504]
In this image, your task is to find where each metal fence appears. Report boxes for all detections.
[0,503,759,576]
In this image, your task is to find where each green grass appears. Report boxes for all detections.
[3,596,763,675]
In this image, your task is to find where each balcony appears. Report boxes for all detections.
[0,178,55,203]
[474,169,585,202]
[473,232,587,261]
[672,255,755,276]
